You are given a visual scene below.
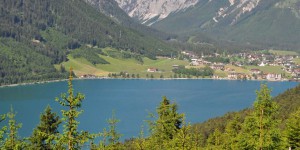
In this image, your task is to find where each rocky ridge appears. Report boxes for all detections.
[115,0,198,25]
[213,0,261,25]
[114,0,268,26]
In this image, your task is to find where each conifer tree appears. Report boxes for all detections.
[171,117,193,150]
[148,96,184,149]
[133,125,147,150]
[222,116,242,150]
[55,67,90,149]
[98,111,123,150]
[0,114,6,148]
[190,126,204,148]
[4,107,25,150]
[106,111,122,149]
[29,105,61,150]
[98,128,108,149]
[286,107,300,149]
[207,128,223,149]
[239,84,282,149]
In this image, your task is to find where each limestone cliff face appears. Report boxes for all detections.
[115,0,198,25]
[212,0,261,25]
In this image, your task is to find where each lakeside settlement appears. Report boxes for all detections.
[77,50,300,82]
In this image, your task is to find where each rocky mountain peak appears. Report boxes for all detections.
[115,0,198,25]
[213,0,261,25]
[115,0,266,26]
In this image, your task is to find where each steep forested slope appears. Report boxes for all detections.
[0,0,176,85]
[152,0,300,50]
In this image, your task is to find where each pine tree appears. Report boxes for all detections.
[148,96,184,149]
[4,107,25,150]
[106,111,122,149]
[98,111,122,150]
[171,117,193,150]
[239,84,282,149]
[222,116,242,150]
[286,107,300,149]
[0,114,6,148]
[55,67,90,149]
[29,105,61,150]
[207,128,223,149]
[190,126,204,148]
[133,125,147,150]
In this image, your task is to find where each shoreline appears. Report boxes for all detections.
[0,77,296,88]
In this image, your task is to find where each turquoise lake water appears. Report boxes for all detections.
[0,79,298,140]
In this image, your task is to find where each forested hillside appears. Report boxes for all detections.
[152,0,300,50]
[0,0,176,85]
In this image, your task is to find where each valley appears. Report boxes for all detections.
[60,47,300,82]
[0,0,300,149]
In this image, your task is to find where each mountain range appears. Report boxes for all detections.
[116,0,300,50]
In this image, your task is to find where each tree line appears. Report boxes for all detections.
[172,65,214,77]
[1,70,300,149]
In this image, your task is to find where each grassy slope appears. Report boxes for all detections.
[63,48,295,78]
[63,55,189,78]
[269,50,299,56]
[246,66,285,74]
[293,58,300,65]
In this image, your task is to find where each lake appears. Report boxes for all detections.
[0,79,298,140]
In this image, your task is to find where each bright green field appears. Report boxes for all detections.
[269,50,299,56]
[293,58,300,65]
[246,65,285,74]
[62,55,189,78]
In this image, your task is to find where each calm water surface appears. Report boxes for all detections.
[0,79,298,140]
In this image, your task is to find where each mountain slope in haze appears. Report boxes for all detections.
[117,0,300,50]
[115,0,198,25]
[152,0,300,50]
[0,0,176,85]
[84,0,176,40]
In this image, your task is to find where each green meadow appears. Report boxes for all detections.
[246,66,285,74]
[62,55,189,78]
[269,50,299,56]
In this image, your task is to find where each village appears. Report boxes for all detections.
[77,48,300,82]
[178,50,300,81]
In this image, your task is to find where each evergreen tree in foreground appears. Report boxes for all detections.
[286,107,300,149]
[238,84,282,149]
[222,116,242,150]
[207,128,223,149]
[0,114,6,148]
[3,107,25,150]
[170,118,194,150]
[148,96,184,149]
[99,111,123,150]
[29,105,61,150]
[55,67,90,149]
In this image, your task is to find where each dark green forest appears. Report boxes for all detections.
[1,70,300,149]
[0,0,177,86]
[0,0,274,86]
